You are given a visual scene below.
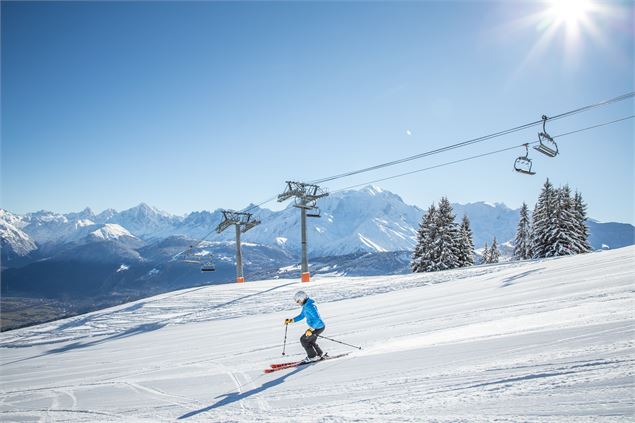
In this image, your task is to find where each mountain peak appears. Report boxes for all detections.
[66,207,95,220]
[364,185,384,196]
[123,203,170,218]
[88,224,135,241]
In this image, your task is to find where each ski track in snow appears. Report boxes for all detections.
[0,247,633,422]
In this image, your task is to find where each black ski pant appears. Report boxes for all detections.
[300,326,325,358]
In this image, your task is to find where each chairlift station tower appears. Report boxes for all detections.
[216,210,261,283]
[278,181,328,282]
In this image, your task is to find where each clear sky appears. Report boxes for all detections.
[2,1,634,223]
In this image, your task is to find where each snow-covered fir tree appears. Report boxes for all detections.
[411,204,437,272]
[458,214,475,267]
[573,191,592,253]
[489,237,500,263]
[531,178,556,259]
[530,179,592,258]
[513,202,532,260]
[411,197,465,272]
[545,185,579,257]
[481,241,490,264]
[430,197,461,271]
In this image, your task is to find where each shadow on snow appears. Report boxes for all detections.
[500,268,544,288]
[178,365,310,419]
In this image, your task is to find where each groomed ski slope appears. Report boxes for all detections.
[1,247,633,422]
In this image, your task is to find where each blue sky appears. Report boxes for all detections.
[2,1,634,223]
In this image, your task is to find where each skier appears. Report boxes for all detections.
[284,290,326,363]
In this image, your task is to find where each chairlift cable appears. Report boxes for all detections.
[242,195,279,213]
[329,114,635,193]
[174,110,635,259]
[551,114,635,138]
[329,145,525,194]
[162,113,633,272]
[308,92,635,185]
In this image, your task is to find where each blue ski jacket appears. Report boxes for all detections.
[293,298,325,330]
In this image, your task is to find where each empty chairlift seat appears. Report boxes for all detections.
[514,143,536,175]
[533,115,559,157]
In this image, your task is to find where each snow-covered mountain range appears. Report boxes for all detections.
[2,186,634,330]
[2,186,632,264]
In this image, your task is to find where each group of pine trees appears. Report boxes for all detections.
[481,237,500,264]
[513,178,591,259]
[411,179,591,273]
[410,197,475,273]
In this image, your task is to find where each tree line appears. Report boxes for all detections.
[513,178,591,260]
[411,179,591,273]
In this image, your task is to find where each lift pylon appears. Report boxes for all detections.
[278,181,328,282]
[216,210,261,283]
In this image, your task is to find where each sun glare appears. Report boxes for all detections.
[548,0,592,26]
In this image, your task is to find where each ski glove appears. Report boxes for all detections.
[305,329,313,337]
[284,318,294,325]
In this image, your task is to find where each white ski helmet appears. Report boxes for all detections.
[294,290,308,304]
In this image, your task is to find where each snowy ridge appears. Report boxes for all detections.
[1,247,633,421]
[88,224,134,241]
[0,218,37,257]
[2,188,634,262]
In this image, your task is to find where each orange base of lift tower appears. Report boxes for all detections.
[301,272,311,282]
[236,277,245,283]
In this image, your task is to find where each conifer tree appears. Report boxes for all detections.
[545,185,578,256]
[411,204,436,272]
[513,202,532,260]
[489,237,500,263]
[481,241,490,264]
[531,178,556,258]
[458,214,475,267]
[430,197,461,271]
[573,191,592,253]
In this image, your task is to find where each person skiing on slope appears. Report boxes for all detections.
[284,291,326,363]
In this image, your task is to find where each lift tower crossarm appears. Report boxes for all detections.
[277,181,328,204]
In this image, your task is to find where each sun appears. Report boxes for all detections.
[500,0,627,78]
[547,0,592,27]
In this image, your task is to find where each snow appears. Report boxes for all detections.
[116,264,130,272]
[0,247,634,422]
[76,219,95,227]
[192,249,212,257]
[365,185,384,195]
[5,190,632,259]
[90,224,134,240]
[358,233,387,252]
[0,219,37,256]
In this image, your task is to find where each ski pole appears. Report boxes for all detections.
[318,335,362,350]
[282,323,289,356]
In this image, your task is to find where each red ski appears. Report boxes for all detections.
[270,360,303,369]
[264,353,349,374]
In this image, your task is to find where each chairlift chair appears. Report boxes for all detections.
[181,246,216,272]
[200,260,216,272]
[514,144,536,175]
[306,207,321,218]
[533,115,559,157]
